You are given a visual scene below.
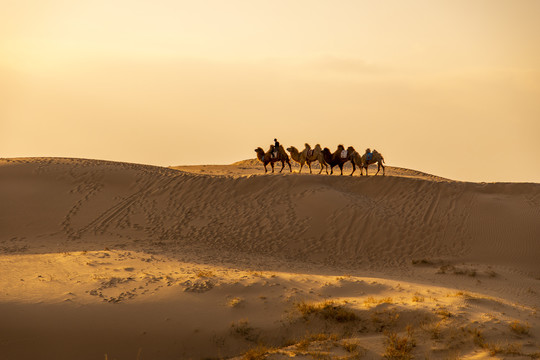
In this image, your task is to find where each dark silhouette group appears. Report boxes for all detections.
[255,139,385,176]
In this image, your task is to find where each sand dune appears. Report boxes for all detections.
[1,157,539,359]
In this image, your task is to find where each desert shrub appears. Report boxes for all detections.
[422,321,442,340]
[383,330,416,360]
[435,307,452,319]
[509,320,530,335]
[342,341,358,353]
[468,327,485,347]
[296,300,358,322]
[485,342,522,356]
[295,333,338,351]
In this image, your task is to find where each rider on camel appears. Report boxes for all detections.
[365,148,373,163]
[273,138,280,158]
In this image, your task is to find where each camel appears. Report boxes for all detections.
[356,149,385,176]
[254,145,292,173]
[286,143,328,174]
[321,145,352,175]
[346,146,362,176]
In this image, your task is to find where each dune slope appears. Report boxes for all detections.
[1,157,539,359]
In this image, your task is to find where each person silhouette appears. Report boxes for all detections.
[365,148,373,163]
[273,138,280,158]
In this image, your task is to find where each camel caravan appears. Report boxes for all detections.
[255,139,385,176]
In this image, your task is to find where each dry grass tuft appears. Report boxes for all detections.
[509,320,530,335]
[383,329,416,360]
[469,328,528,357]
[230,319,255,341]
[422,321,442,340]
[435,307,453,320]
[485,342,523,357]
[296,333,339,351]
[228,297,244,308]
[341,340,367,359]
[411,293,424,303]
[342,341,358,353]
[469,327,485,347]
[296,300,358,322]
[196,270,215,278]
[364,296,393,308]
[242,345,272,360]
[437,265,476,277]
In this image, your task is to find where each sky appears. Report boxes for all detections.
[1,0,539,182]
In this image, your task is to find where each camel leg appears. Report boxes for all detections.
[364,166,368,176]
[381,163,385,176]
[330,166,334,175]
[318,161,326,174]
[339,164,344,176]
[299,163,303,173]
[308,162,312,174]
[279,161,285,173]
[350,162,356,176]
[271,162,275,173]
[264,163,268,173]
[287,160,292,172]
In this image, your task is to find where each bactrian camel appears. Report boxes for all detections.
[362,149,385,176]
[286,143,328,174]
[254,145,292,173]
[349,148,385,176]
[321,145,352,175]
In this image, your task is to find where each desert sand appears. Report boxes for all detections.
[0,157,539,359]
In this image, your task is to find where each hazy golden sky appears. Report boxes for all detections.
[1,0,539,182]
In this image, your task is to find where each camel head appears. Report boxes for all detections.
[286,146,297,154]
[314,144,322,150]
[254,147,265,160]
[337,144,345,151]
[304,143,311,150]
